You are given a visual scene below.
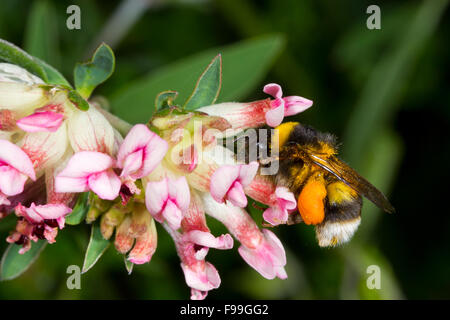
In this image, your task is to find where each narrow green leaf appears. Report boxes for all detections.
[24,0,60,69]
[124,256,134,275]
[0,38,47,81]
[111,34,285,124]
[155,90,178,110]
[68,90,90,111]
[74,43,115,99]
[34,57,71,87]
[82,223,111,274]
[0,241,46,281]
[66,193,90,225]
[184,54,222,110]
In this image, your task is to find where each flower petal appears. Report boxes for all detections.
[0,139,35,180]
[87,170,121,200]
[265,103,285,127]
[0,167,28,196]
[210,165,240,203]
[263,83,283,99]
[238,161,259,186]
[145,178,169,215]
[183,230,234,250]
[56,151,115,178]
[283,96,313,116]
[181,261,221,292]
[263,206,288,226]
[226,181,247,207]
[67,107,115,154]
[168,176,190,211]
[162,199,183,230]
[16,111,64,132]
[18,122,68,173]
[117,124,168,179]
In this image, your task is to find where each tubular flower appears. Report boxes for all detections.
[198,82,313,135]
[1,62,317,300]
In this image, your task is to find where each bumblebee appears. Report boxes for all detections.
[238,122,395,247]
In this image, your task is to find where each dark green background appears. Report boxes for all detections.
[0,0,449,299]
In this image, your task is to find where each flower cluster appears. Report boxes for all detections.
[0,63,313,299]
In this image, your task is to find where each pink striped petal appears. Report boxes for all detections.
[210,165,240,203]
[87,170,121,200]
[17,111,64,132]
[263,187,296,226]
[276,187,297,210]
[56,151,114,178]
[182,230,234,250]
[265,104,285,127]
[0,139,35,180]
[117,124,168,180]
[181,261,221,293]
[145,178,169,215]
[226,181,247,207]
[0,167,28,196]
[162,199,183,230]
[283,96,313,116]
[238,229,287,280]
[263,83,283,99]
[15,202,71,227]
[167,176,190,211]
[238,161,259,186]
[120,148,143,178]
[210,162,258,207]
[263,207,288,226]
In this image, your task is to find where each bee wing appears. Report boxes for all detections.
[308,153,395,214]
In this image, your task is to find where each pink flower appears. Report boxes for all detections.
[8,202,72,253]
[198,83,312,134]
[0,139,36,197]
[210,162,258,207]
[113,203,158,264]
[145,176,190,230]
[164,224,221,300]
[54,151,121,200]
[15,202,72,229]
[263,187,297,226]
[181,190,233,260]
[202,193,287,280]
[117,124,168,181]
[18,122,69,175]
[263,83,313,126]
[17,111,64,132]
[238,229,287,280]
[67,107,115,155]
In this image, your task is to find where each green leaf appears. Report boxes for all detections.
[124,256,134,275]
[111,34,285,124]
[66,193,90,225]
[0,241,46,281]
[68,90,90,111]
[184,54,222,110]
[82,223,111,274]
[23,0,60,69]
[0,38,47,81]
[34,58,71,87]
[155,90,179,111]
[74,43,115,99]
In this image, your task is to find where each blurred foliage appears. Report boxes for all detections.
[0,0,449,299]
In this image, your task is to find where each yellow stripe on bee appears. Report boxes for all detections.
[326,181,358,205]
[274,122,299,149]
